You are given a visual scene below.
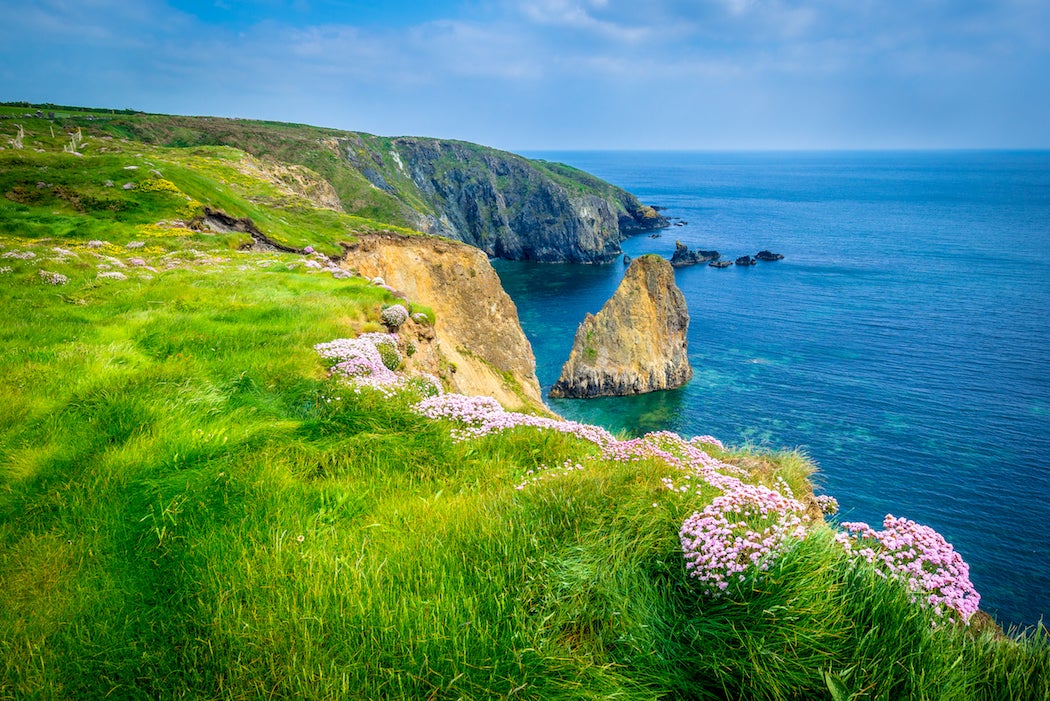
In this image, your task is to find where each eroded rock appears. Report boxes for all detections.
[341,233,544,411]
[550,255,692,398]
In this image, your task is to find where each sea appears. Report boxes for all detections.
[493,150,1050,629]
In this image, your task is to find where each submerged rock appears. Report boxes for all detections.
[550,255,692,398]
[709,260,733,268]
[671,240,720,267]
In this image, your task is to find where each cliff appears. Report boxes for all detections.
[96,115,667,263]
[358,137,665,262]
[340,232,544,410]
[550,255,692,398]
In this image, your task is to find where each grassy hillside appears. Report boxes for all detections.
[1,115,1048,700]
[1,103,665,259]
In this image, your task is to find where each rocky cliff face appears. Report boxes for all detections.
[108,116,667,264]
[550,255,692,398]
[337,136,667,263]
[340,233,544,410]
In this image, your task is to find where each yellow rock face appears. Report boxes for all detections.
[341,233,544,411]
[550,254,692,398]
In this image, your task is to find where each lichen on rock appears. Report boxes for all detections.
[550,254,692,398]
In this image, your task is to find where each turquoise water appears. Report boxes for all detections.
[494,151,1050,628]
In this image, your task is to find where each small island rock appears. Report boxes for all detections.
[671,240,720,267]
[755,250,784,261]
[735,255,756,266]
[550,255,692,398]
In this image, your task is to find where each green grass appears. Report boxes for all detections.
[1,112,1048,700]
[0,124,419,256]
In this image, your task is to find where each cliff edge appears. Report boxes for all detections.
[550,255,692,398]
[340,233,544,410]
[338,136,668,262]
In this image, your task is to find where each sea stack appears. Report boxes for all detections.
[549,255,692,398]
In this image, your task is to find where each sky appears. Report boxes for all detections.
[1,0,1048,151]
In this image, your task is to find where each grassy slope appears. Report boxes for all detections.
[0,115,1048,700]
[0,104,651,231]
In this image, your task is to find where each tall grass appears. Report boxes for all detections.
[1,129,1047,700]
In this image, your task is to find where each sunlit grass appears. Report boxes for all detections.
[1,118,1047,699]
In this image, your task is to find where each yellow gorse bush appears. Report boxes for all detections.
[138,177,183,195]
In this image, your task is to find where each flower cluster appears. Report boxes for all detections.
[836,515,980,624]
[680,484,810,596]
[2,250,35,260]
[38,269,68,285]
[606,430,747,494]
[361,332,402,370]
[411,393,616,445]
[138,177,182,194]
[97,271,128,281]
[315,337,399,388]
[815,494,839,516]
[413,393,503,424]
[314,333,443,401]
[380,304,409,329]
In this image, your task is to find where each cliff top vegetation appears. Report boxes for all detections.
[0,108,1047,700]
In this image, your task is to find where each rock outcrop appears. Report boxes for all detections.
[340,233,544,410]
[550,255,692,398]
[339,136,668,263]
[670,240,720,267]
[755,250,784,261]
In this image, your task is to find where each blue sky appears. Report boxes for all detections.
[1,0,1047,150]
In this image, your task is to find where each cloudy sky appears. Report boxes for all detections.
[1,0,1047,150]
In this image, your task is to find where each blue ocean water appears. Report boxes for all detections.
[494,151,1050,628]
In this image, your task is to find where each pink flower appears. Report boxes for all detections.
[836,515,980,624]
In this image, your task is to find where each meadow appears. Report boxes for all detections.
[0,113,1047,700]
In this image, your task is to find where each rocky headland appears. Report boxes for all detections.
[109,115,668,263]
[341,136,668,263]
[550,255,692,398]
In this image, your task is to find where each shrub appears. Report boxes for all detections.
[376,341,401,371]
[380,304,408,329]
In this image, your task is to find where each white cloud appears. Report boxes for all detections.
[518,0,654,42]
